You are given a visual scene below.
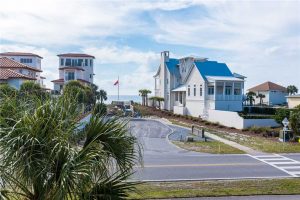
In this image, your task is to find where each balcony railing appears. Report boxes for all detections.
[206,95,243,101]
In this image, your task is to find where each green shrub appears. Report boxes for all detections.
[274,108,292,124]
[93,103,107,115]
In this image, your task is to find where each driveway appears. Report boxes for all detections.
[130,119,294,181]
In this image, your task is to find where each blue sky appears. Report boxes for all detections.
[1,0,299,95]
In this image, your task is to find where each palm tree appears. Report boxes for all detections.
[138,89,151,106]
[0,95,140,199]
[287,85,298,95]
[99,89,108,104]
[246,92,256,106]
[257,93,266,106]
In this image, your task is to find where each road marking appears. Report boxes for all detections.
[135,162,264,168]
[249,154,300,177]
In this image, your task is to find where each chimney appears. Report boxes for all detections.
[161,51,169,62]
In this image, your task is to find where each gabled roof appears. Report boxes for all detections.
[0,68,36,80]
[57,53,95,58]
[165,58,180,77]
[0,57,42,72]
[248,81,287,92]
[0,52,43,59]
[194,61,233,80]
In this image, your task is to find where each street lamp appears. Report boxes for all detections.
[282,117,289,142]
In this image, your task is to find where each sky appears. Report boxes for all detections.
[0,0,299,95]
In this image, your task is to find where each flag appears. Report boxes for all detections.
[114,80,119,85]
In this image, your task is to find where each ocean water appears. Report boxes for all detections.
[105,95,141,104]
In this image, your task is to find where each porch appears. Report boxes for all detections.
[206,77,244,101]
[172,85,187,115]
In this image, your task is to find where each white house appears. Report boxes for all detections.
[0,57,42,89]
[0,52,46,88]
[248,81,287,106]
[51,53,95,92]
[154,51,245,118]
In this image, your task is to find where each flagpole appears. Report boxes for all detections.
[118,76,119,100]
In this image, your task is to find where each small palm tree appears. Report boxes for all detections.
[287,85,298,95]
[257,93,266,106]
[246,92,256,106]
[0,95,140,199]
[99,89,108,104]
[138,89,151,106]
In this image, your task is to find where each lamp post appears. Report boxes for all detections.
[282,117,289,142]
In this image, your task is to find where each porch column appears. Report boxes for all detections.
[214,81,217,100]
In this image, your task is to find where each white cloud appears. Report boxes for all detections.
[83,46,160,95]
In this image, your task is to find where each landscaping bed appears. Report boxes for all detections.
[130,178,300,199]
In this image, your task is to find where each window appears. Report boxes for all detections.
[188,85,190,96]
[60,58,64,66]
[78,59,83,66]
[225,86,232,95]
[194,84,196,96]
[90,59,93,67]
[200,85,203,96]
[234,88,241,95]
[65,72,75,81]
[166,78,168,84]
[208,86,214,95]
[90,74,92,78]
[20,58,32,63]
[85,59,88,66]
[65,59,71,66]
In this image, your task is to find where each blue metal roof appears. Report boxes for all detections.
[165,58,180,77]
[194,61,233,80]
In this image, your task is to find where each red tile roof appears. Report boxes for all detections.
[51,78,64,83]
[0,68,36,80]
[51,78,91,84]
[57,53,95,58]
[0,57,42,72]
[248,81,287,92]
[59,66,85,71]
[0,52,43,59]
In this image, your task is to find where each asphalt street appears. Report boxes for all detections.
[129,119,300,181]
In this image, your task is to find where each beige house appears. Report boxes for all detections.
[287,95,300,109]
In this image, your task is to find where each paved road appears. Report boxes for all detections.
[130,119,300,181]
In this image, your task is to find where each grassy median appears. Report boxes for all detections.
[130,178,300,199]
[173,141,245,154]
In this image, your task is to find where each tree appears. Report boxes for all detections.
[138,89,151,106]
[149,96,164,109]
[19,81,47,99]
[0,95,140,199]
[0,84,17,98]
[257,93,266,106]
[287,85,298,95]
[99,89,108,104]
[290,110,300,137]
[246,92,256,106]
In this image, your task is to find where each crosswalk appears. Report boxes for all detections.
[251,154,300,177]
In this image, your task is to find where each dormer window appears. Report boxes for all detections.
[85,59,88,66]
[60,58,64,66]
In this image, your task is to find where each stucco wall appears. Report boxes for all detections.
[207,109,280,129]
[287,97,300,108]
[269,91,287,105]
[215,100,243,111]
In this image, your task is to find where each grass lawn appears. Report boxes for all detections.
[173,141,245,154]
[169,119,300,153]
[212,131,300,153]
[130,179,300,199]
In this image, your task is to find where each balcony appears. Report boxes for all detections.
[206,95,243,101]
